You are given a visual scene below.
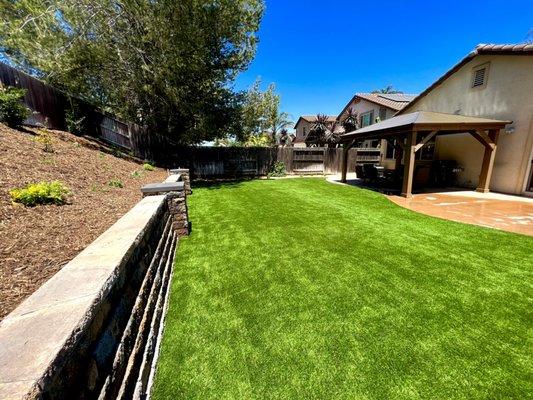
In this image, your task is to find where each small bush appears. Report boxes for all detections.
[0,86,30,127]
[142,162,155,171]
[33,129,54,153]
[268,161,286,178]
[10,181,70,206]
[65,102,87,135]
[108,178,124,188]
[131,170,143,178]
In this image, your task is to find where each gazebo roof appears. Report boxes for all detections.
[342,111,512,141]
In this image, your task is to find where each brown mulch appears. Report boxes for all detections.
[0,124,167,319]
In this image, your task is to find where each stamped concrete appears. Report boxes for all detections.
[388,192,533,236]
[0,195,166,400]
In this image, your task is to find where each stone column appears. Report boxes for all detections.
[141,181,190,236]
[169,168,192,195]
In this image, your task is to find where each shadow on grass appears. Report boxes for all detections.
[191,178,256,190]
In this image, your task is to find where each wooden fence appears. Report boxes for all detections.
[0,63,382,173]
[165,147,381,179]
[0,62,141,150]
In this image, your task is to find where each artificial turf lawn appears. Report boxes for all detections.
[152,178,533,399]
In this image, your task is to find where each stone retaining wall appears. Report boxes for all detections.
[0,170,190,400]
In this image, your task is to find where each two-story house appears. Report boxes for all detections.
[337,93,417,152]
[293,115,338,147]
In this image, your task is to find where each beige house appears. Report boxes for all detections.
[399,43,533,195]
[338,93,416,150]
[293,115,337,147]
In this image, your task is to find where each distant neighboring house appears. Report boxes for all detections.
[399,43,533,195]
[337,93,417,150]
[293,115,338,147]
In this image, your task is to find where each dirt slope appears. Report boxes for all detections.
[0,124,167,319]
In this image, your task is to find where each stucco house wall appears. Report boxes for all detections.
[294,119,313,142]
[402,54,533,195]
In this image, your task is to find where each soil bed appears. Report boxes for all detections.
[0,124,166,319]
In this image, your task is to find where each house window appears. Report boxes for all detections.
[471,62,490,89]
[379,107,387,122]
[360,111,374,127]
[303,127,307,137]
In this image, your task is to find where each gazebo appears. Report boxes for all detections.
[339,111,512,198]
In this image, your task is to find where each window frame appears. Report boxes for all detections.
[360,111,374,128]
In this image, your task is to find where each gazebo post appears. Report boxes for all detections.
[401,131,417,198]
[476,129,500,193]
[341,141,355,183]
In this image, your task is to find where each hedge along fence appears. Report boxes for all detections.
[0,171,191,400]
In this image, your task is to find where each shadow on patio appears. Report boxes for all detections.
[328,174,533,236]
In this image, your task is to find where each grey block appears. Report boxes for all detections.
[141,181,184,194]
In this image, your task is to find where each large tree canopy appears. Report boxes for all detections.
[0,0,264,144]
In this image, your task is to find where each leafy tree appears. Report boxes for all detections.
[240,78,291,144]
[371,85,403,94]
[0,0,264,144]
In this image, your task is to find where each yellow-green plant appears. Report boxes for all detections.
[10,181,70,206]
[32,129,54,153]
[108,178,124,188]
[142,162,155,171]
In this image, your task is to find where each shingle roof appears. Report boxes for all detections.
[299,115,337,123]
[399,43,533,115]
[354,93,417,111]
[294,115,338,129]
[342,111,512,141]
[475,43,533,53]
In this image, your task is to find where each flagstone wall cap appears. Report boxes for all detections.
[0,194,166,400]
[141,181,184,193]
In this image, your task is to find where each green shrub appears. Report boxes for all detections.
[108,178,124,188]
[142,162,155,171]
[65,101,87,135]
[131,170,143,178]
[9,181,70,206]
[268,161,286,178]
[0,86,30,127]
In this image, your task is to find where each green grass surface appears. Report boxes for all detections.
[153,179,533,399]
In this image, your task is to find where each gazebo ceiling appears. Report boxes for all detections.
[341,111,512,141]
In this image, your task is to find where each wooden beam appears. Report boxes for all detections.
[414,130,438,152]
[394,138,404,170]
[401,131,417,198]
[476,129,500,193]
[341,140,356,183]
[470,130,496,150]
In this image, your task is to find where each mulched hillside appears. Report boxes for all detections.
[0,124,167,319]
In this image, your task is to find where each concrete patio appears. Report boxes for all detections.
[328,175,533,236]
[387,191,533,236]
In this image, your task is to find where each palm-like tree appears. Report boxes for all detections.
[341,107,359,133]
[306,114,329,146]
[269,111,293,142]
[306,114,341,147]
[371,85,403,94]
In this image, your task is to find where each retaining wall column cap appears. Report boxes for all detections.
[141,181,184,195]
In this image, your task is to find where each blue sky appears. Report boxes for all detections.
[235,0,533,125]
